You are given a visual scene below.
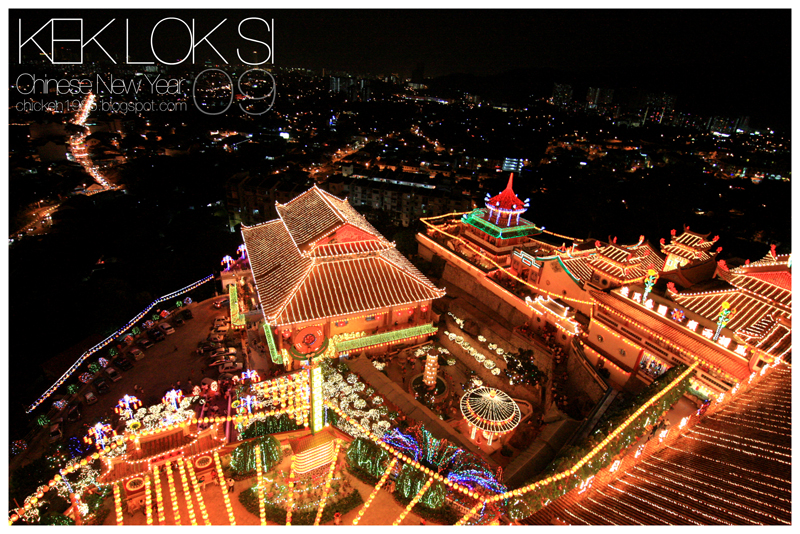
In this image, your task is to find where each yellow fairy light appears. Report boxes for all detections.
[152,465,166,525]
[185,458,212,525]
[254,443,267,526]
[353,457,398,525]
[144,474,153,525]
[393,477,434,526]
[285,460,296,526]
[213,451,236,525]
[164,461,182,526]
[112,482,124,525]
[314,439,341,525]
[176,458,198,525]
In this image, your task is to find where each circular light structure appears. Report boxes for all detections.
[460,387,521,446]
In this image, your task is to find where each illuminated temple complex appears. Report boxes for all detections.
[418,177,792,401]
[9,178,792,527]
[242,185,445,367]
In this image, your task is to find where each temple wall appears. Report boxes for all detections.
[566,345,609,405]
[440,262,531,326]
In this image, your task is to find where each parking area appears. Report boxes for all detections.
[59,296,248,441]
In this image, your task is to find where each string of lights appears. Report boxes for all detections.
[164,461,182,526]
[314,439,342,525]
[144,475,153,525]
[572,500,615,525]
[664,445,791,486]
[185,458,212,525]
[648,456,790,505]
[285,460,297,525]
[393,477,434,526]
[709,413,791,435]
[112,482,123,525]
[680,434,790,465]
[176,458,198,525]
[584,494,642,525]
[688,427,791,457]
[213,451,237,525]
[627,469,783,524]
[640,458,791,515]
[605,481,701,525]
[254,443,267,526]
[152,465,166,525]
[353,457,398,525]
[27,274,215,413]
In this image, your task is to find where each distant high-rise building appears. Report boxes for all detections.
[586,87,614,106]
[646,92,677,111]
[330,76,370,101]
[502,158,523,173]
[552,83,573,107]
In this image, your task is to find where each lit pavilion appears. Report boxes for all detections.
[459,174,543,265]
[242,186,445,369]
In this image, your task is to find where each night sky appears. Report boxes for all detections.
[11,9,792,125]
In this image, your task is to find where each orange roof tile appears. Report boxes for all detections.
[243,188,445,327]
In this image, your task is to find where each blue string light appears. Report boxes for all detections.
[26,274,215,413]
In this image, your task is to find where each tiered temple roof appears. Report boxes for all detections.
[559,240,664,284]
[587,243,657,284]
[670,249,791,359]
[661,227,719,266]
[485,174,526,212]
[243,186,445,327]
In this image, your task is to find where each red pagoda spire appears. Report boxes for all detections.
[483,173,530,227]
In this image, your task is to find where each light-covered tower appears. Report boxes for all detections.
[422,348,439,387]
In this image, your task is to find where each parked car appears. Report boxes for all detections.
[159,323,176,335]
[105,368,123,383]
[148,329,166,342]
[138,339,154,350]
[218,373,235,381]
[213,324,230,334]
[95,378,110,394]
[182,309,194,320]
[208,355,236,367]
[84,391,98,405]
[213,347,237,357]
[66,405,81,422]
[173,315,185,326]
[113,356,133,371]
[213,316,228,326]
[217,362,244,374]
[208,333,225,343]
[49,420,64,443]
[129,347,145,360]
[197,345,218,355]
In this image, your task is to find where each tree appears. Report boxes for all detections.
[504,349,544,387]
[229,435,282,476]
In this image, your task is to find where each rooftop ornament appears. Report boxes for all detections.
[460,387,521,446]
[483,173,530,227]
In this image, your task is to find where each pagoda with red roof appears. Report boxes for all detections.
[242,186,445,370]
[459,173,543,264]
